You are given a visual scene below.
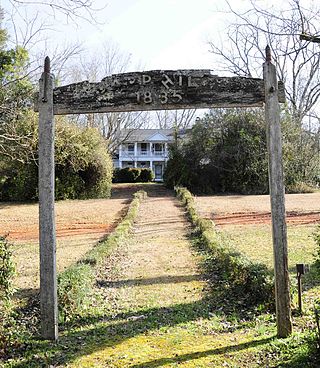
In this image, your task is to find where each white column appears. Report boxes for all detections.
[150,143,153,156]
[134,142,138,168]
[134,142,138,157]
[119,144,122,168]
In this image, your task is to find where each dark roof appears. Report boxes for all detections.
[119,129,176,142]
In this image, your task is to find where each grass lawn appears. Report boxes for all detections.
[2,188,320,367]
[195,192,320,301]
[1,184,158,297]
[221,223,319,316]
[222,224,317,272]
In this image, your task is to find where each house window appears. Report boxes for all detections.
[140,143,147,155]
[127,144,134,154]
[154,143,163,155]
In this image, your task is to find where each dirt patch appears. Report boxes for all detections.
[1,185,154,293]
[195,192,320,226]
[210,210,320,226]
[0,197,128,243]
[4,223,117,241]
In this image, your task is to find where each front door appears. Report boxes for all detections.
[154,164,163,180]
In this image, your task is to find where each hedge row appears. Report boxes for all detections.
[113,168,154,183]
[0,236,17,357]
[58,190,147,321]
[175,186,274,310]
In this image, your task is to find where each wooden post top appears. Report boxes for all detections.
[44,56,51,74]
[265,45,272,63]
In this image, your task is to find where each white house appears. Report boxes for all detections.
[114,129,177,181]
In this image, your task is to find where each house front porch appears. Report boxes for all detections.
[120,160,165,181]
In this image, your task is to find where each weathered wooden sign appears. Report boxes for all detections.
[35,69,285,115]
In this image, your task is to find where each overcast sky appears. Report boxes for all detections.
[84,0,228,70]
[1,0,240,72]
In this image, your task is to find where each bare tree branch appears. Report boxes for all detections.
[7,0,105,25]
[208,0,320,125]
[64,42,149,153]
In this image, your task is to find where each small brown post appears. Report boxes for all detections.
[263,46,292,338]
[297,272,303,314]
[38,56,58,341]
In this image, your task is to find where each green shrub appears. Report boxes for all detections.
[57,190,147,321]
[166,110,320,195]
[0,235,18,359]
[286,181,315,194]
[0,235,16,304]
[58,264,94,322]
[166,110,270,194]
[175,186,274,310]
[0,122,113,201]
[113,168,154,183]
[0,162,38,201]
[55,123,113,199]
[138,168,154,182]
[113,167,137,183]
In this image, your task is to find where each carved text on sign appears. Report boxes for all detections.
[136,90,183,104]
[102,73,198,89]
[34,69,286,115]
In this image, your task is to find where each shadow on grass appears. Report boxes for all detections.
[97,274,203,288]
[10,295,268,368]
[187,229,275,316]
[277,341,320,368]
[13,288,39,301]
[6,298,207,367]
[5,186,276,367]
[130,336,275,368]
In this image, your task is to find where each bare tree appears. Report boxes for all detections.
[35,41,84,82]
[2,0,104,81]
[66,41,149,153]
[154,109,197,130]
[7,0,103,24]
[208,0,320,126]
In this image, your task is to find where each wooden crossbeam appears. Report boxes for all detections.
[35,70,285,115]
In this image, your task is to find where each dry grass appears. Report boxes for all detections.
[0,189,132,294]
[6,186,318,367]
[221,224,317,272]
[195,192,319,271]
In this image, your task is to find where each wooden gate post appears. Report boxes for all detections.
[38,57,58,341]
[263,46,292,338]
